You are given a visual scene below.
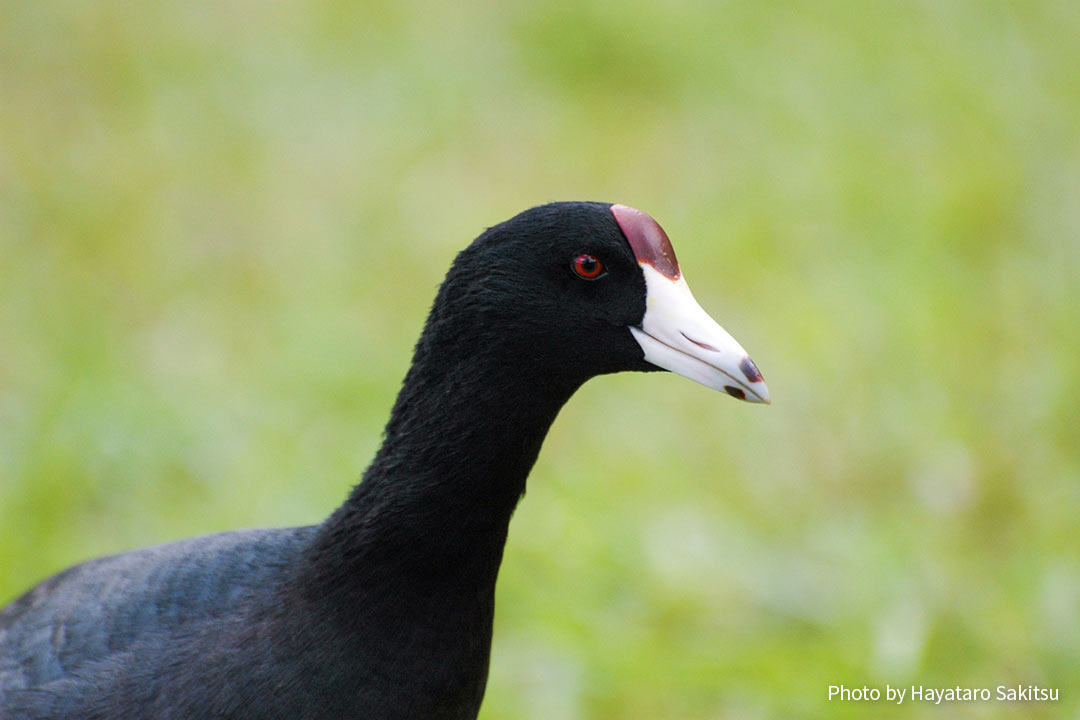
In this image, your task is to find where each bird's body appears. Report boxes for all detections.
[0,202,768,719]
[0,527,497,719]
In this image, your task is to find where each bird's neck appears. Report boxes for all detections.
[302,342,581,604]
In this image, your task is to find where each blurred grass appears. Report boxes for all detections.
[2,0,1079,718]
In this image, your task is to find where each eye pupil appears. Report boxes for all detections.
[573,254,604,279]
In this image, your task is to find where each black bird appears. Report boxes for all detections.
[0,202,769,719]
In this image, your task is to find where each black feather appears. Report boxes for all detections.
[0,202,656,719]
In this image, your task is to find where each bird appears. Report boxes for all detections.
[0,202,769,719]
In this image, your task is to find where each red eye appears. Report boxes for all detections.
[572,254,605,279]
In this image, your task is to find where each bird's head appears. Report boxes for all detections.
[425,201,770,404]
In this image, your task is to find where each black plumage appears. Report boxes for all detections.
[0,201,765,719]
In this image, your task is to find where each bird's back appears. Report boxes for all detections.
[0,526,315,705]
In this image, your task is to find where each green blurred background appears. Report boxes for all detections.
[2,1,1078,717]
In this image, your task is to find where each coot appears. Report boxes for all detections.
[0,202,768,719]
